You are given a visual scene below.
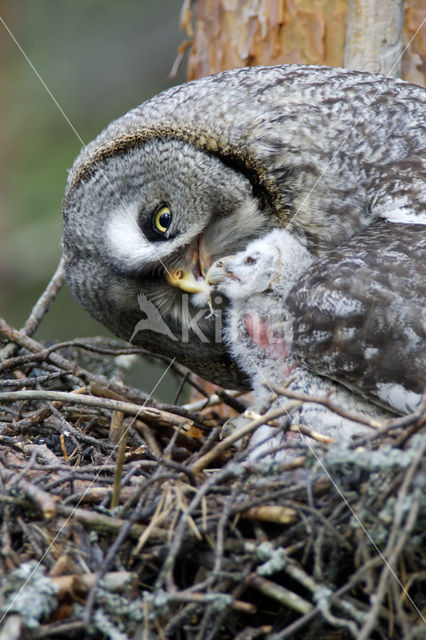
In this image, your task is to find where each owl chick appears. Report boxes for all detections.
[62,65,426,399]
[209,229,395,459]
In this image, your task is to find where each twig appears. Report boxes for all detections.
[190,404,302,474]
[182,390,243,412]
[0,467,56,518]
[0,389,193,430]
[247,574,312,615]
[0,317,149,400]
[56,504,147,539]
[111,419,128,508]
[0,256,65,361]
[23,255,66,336]
[357,434,426,640]
[270,383,385,429]
[215,390,248,413]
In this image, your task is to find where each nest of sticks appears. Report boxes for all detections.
[0,260,425,640]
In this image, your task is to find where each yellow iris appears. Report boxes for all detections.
[154,206,172,233]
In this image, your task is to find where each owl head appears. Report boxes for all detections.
[62,132,277,387]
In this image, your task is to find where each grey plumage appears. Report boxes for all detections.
[211,229,394,460]
[62,64,426,397]
[287,221,426,412]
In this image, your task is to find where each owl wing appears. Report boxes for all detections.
[286,221,426,413]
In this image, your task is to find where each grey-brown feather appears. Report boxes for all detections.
[214,230,393,460]
[287,221,426,410]
[62,65,425,392]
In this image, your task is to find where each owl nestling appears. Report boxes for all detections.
[208,229,394,459]
[62,65,426,400]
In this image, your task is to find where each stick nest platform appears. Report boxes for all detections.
[0,291,425,639]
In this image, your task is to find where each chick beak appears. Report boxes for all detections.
[205,257,237,286]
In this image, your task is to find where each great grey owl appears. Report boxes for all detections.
[208,229,394,459]
[62,65,426,404]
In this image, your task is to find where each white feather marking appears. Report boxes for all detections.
[106,203,155,266]
[376,383,421,413]
[377,196,426,225]
[385,210,426,224]
[364,347,379,359]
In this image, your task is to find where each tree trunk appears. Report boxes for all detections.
[345,0,404,77]
[182,0,425,86]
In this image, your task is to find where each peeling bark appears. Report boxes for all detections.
[183,0,425,86]
[345,0,404,77]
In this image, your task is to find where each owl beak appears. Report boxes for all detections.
[165,267,210,294]
[165,237,212,294]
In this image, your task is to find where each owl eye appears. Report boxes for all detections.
[153,205,172,234]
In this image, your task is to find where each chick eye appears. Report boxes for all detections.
[153,205,172,234]
[245,255,257,265]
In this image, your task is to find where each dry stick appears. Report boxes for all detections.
[173,370,190,405]
[155,466,239,591]
[290,423,335,445]
[134,420,163,459]
[357,434,426,640]
[109,410,124,445]
[82,510,140,627]
[359,499,421,640]
[0,372,68,388]
[0,326,213,430]
[353,390,426,449]
[29,621,86,639]
[212,487,239,575]
[272,556,387,640]
[0,389,191,430]
[89,380,213,431]
[0,318,149,401]
[215,389,248,413]
[247,574,312,615]
[233,626,273,640]
[84,471,190,626]
[0,439,61,466]
[23,255,66,336]
[190,403,303,474]
[111,420,128,509]
[182,390,243,412]
[0,467,56,519]
[270,383,385,429]
[289,567,361,639]
[0,256,65,362]
[159,590,256,613]
[56,504,147,539]
[244,410,335,445]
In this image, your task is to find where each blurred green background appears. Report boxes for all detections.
[0,0,189,400]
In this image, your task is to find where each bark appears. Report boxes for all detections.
[182,0,426,86]
[345,0,405,77]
